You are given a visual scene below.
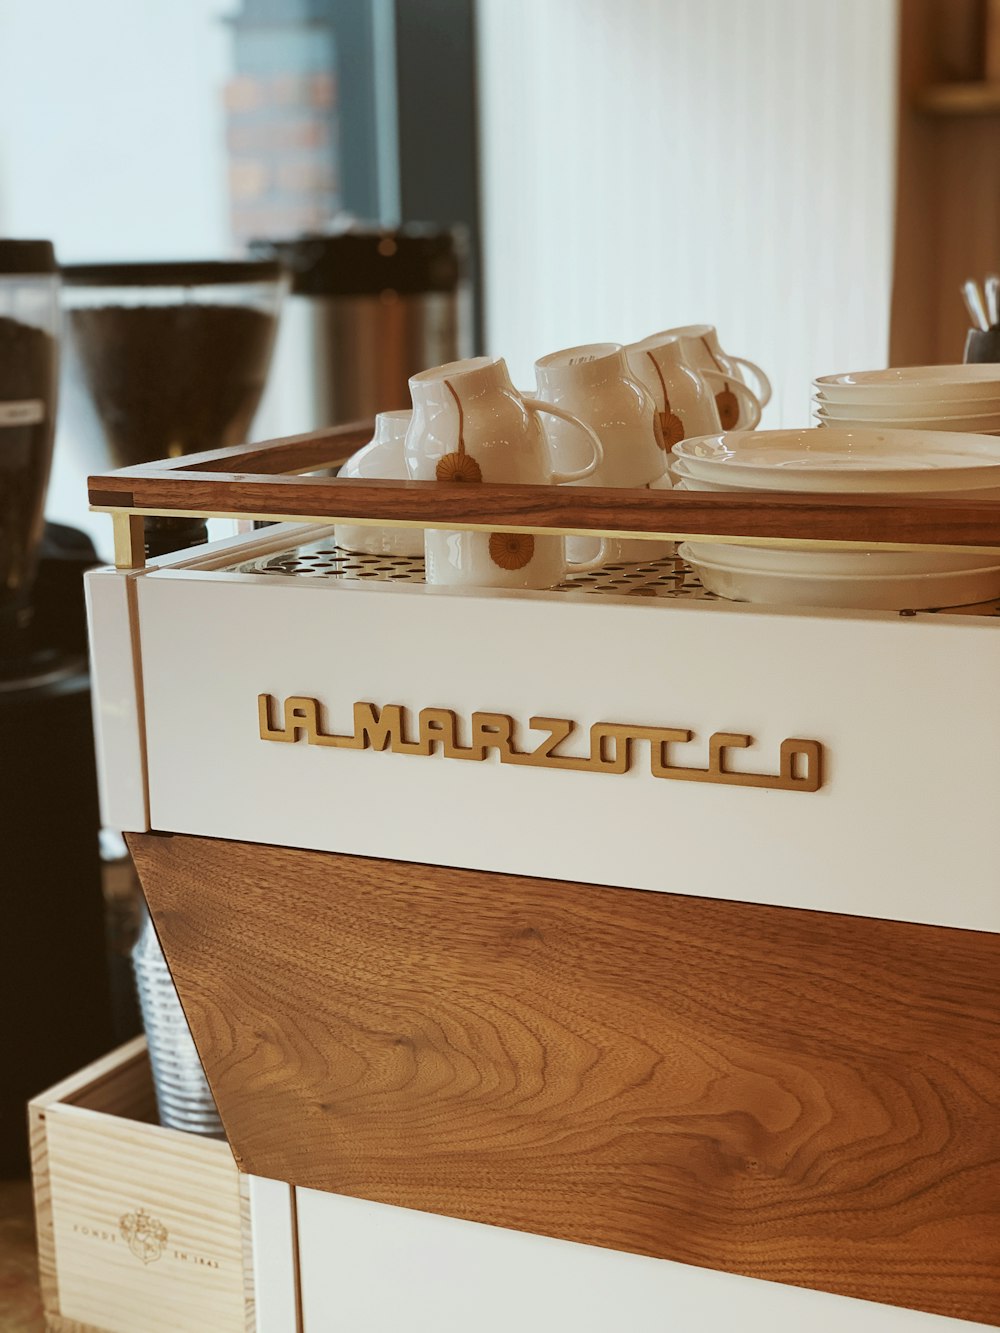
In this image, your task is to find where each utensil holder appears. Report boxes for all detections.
[964,325,1000,362]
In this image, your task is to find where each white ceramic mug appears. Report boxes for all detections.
[625,333,723,447]
[655,324,769,427]
[405,355,606,589]
[532,341,672,564]
[335,410,423,557]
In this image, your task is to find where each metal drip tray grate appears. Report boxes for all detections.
[229,543,719,600]
[227,539,1000,618]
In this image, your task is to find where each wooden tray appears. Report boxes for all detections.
[88,422,1000,569]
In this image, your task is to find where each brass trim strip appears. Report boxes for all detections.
[289,1185,304,1333]
[113,512,146,570]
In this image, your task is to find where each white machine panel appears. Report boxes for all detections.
[248,1175,298,1333]
[129,565,1000,933]
[288,1186,992,1333]
[84,567,148,832]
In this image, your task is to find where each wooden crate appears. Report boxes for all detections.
[30,1037,254,1333]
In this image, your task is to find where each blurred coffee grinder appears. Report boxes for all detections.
[62,259,287,557]
[250,222,466,435]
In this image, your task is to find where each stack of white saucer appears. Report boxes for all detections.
[812,365,1000,433]
[665,427,1000,610]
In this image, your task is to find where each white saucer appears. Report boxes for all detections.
[668,455,1000,501]
[684,540,1000,577]
[814,406,1000,432]
[814,365,1000,405]
[813,398,1000,427]
[673,428,1000,492]
[679,542,1000,611]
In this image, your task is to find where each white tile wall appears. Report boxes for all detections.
[476,0,898,427]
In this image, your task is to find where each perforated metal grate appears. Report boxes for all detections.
[226,539,1000,618]
[228,543,718,600]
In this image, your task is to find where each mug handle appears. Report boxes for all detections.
[727,356,772,409]
[700,369,761,429]
[565,540,610,573]
[521,397,605,483]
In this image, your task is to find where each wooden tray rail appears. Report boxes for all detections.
[88,422,1000,569]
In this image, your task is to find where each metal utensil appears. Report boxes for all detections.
[986,275,1000,328]
[963,279,989,332]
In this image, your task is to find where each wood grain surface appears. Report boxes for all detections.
[120,421,373,476]
[892,0,1000,366]
[88,466,1000,552]
[129,832,1000,1325]
[29,1105,59,1317]
[30,1038,153,1319]
[88,419,1000,551]
[46,1111,248,1333]
[30,1039,253,1333]
[44,1312,106,1332]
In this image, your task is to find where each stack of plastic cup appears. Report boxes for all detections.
[132,904,224,1137]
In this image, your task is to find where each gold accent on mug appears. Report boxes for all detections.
[645,351,685,446]
[435,378,483,482]
[489,531,535,569]
[715,385,740,430]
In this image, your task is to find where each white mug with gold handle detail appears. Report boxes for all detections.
[405,355,607,588]
[651,324,770,424]
[334,410,423,557]
[533,341,672,564]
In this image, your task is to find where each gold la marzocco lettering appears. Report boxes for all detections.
[258,695,823,792]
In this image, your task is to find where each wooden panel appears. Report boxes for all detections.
[891,0,944,366]
[129,831,1000,1325]
[30,1103,60,1317]
[891,0,1000,366]
[124,421,372,476]
[237,1174,255,1333]
[89,423,1000,553]
[46,1111,247,1333]
[918,83,1000,114]
[60,1039,155,1120]
[45,1313,106,1333]
[30,1039,153,1319]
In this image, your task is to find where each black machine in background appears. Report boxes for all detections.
[0,239,118,1176]
[1,523,118,1177]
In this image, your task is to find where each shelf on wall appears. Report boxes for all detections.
[918,81,1000,115]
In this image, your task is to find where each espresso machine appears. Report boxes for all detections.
[0,240,115,1175]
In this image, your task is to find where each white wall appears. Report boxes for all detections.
[0,0,231,261]
[476,0,898,427]
[0,0,234,554]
